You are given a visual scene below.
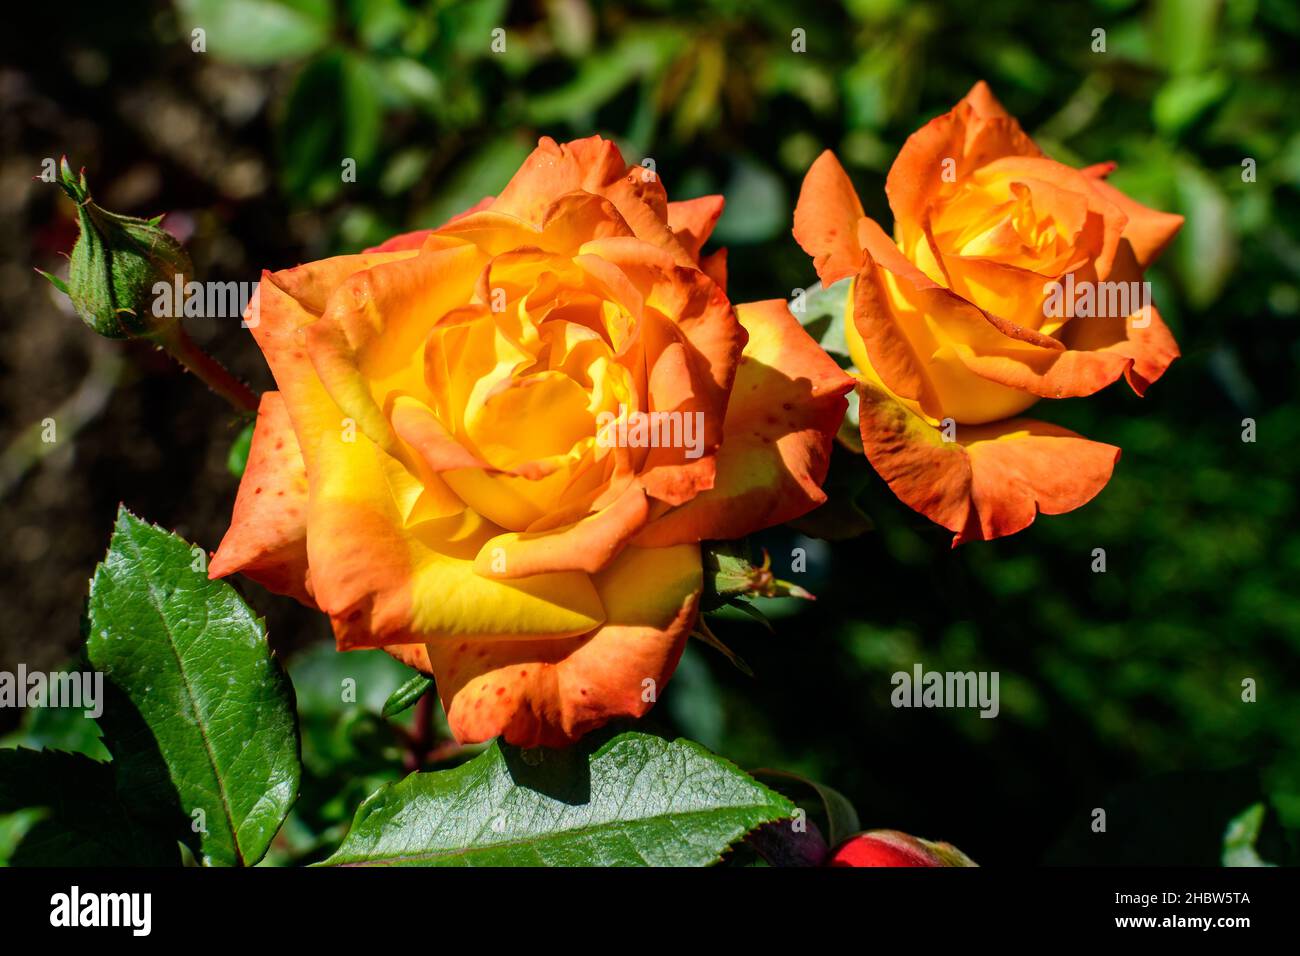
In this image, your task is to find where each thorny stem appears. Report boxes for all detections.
[165,328,258,414]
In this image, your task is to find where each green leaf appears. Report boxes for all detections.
[226,420,254,478]
[86,507,300,866]
[793,278,853,363]
[321,730,794,866]
[705,542,762,605]
[0,748,179,866]
[671,40,725,141]
[290,642,420,720]
[744,817,828,867]
[0,660,112,760]
[345,0,409,51]
[1172,157,1236,309]
[273,644,420,863]
[753,769,860,847]
[713,159,788,245]
[377,59,442,115]
[721,598,775,633]
[437,0,510,62]
[278,51,384,204]
[34,268,70,296]
[1153,72,1229,136]
[381,674,433,720]
[524,29,685,126]
[1222,803,1276,867]
[288,642,430,778]
[1150,0,1220,75]
[177,0,333,67]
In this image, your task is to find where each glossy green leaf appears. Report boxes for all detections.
[176,0,333,67]
[86,507,300,866]
[321,730,794,866]
[0,748,179,866]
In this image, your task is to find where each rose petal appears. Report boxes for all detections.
[700,247,728,290]
[857,381,1120,545]
[1084,176,1185,271]
[885,86,1040,236]
[258,253,414,471]
[793,150,866,286]
[667,195,725,259]
[852,219,1135,419]
[365,229,436,253]
[472,480,649,578]
[490,135,697,266]
[305,416,606,649]
[429,543,702,747]
[305,243,488,452]
[209,391,314,606]
[635,299,853,545]
[580,237,747,505]
[1058,244,1181,395]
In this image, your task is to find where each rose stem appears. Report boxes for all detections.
[403,690,436,772]
[164,328,259,414]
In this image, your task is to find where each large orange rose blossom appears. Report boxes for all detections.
[795,82,1182,544]
[211,136,853,747]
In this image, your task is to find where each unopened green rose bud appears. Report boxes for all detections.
[45,158,192,343]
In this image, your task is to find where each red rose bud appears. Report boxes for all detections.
[827,830,976,867]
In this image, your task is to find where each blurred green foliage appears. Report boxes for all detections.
[6,0,1299,865]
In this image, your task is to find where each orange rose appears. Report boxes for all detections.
[794,82,1182,543]
[211,136,852,747]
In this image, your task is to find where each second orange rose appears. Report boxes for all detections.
[795,82,1182,544]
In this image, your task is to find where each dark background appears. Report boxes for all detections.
[2,0,1298,865]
